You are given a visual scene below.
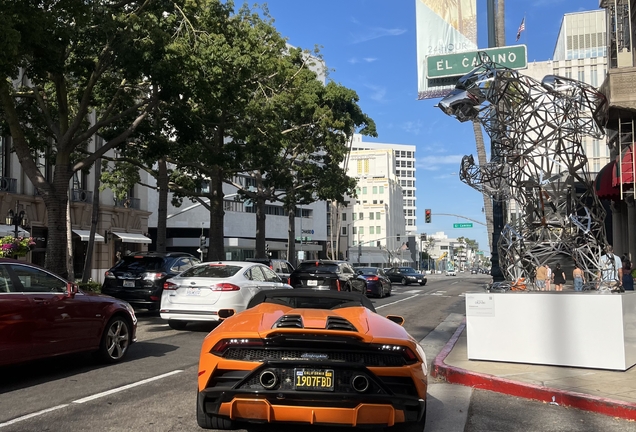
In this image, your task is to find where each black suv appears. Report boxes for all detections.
[289,260,365,293]
[246,258,295,283]
[101,252,200,311]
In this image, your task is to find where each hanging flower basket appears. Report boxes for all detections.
[0,236,36,258]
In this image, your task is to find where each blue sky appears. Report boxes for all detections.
[260,0,601,253]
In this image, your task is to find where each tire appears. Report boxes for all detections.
[420,281,427,286]
[401,277,409,286]
[197,392,236,430]
[168,320,188,330]
[385,286,392,297]
[97,315,131,363]
[378,284,385,299]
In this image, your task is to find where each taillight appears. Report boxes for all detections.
[367,276,379,281]
[144,272,167,280]
[211,338,264,355]
[211,283,240,291]
[336,279,341,291]
[105,271,115,279]
[163,281,178,290]
[373,344,420,365]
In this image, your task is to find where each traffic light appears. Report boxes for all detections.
[200,235,206,248]
[266,243,271,256]
[420,233,427,241]
[425,209,432,223]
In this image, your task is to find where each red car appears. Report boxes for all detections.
[0,259,137,367]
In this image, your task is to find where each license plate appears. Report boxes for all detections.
[307,279,318,286]
[186,287,201,296]
[123,280,135,288]
[294,369,334,391]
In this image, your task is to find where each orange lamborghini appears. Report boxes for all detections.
[196,289,428,431]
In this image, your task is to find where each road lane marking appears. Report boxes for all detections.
[402,289,421,294]
[375,294,419,309]
[0,370,185,428]
[73,370,184,404]
[0,405,69,428]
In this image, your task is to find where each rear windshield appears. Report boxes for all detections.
[356,267,379,274]
[297,262,338,273]
[112,257,166,272]
[179,264,241,278]
[400,267,417,273]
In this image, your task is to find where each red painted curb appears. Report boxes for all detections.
[432,319,636,421]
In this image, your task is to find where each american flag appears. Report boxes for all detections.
[516,17,525,41]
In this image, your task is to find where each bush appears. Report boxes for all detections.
[78,280,101,293]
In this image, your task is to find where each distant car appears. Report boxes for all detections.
[0,259,137,367]
[102,251,200,311]
[196,289,428,431]
[471,268,478,274]
[385,267,427,286]
[446,269,457,276]
[245,258,295,284]
[289,260,365,293]
[160,261,292,330]
[355,266,392,298]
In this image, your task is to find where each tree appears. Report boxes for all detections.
[0,0,194,276]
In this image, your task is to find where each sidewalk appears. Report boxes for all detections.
[430,321,636,420]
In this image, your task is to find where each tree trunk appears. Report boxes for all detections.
[287,206,296,266]
[81,143,101,283]
[156,158,168,253]
[496,0,505,46]
[44,166,73,278]
[255,194,267,258]
[66,186,74,281]
[207,167,225,261]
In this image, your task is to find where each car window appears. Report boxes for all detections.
[0,265,13,293]
[180,264,241,278]
[279,262,293,273]
[261,266,281,283]
[378,269,386,276]
[10,265,67,293]
[341,264,353,274]
[112,256,165,272]
[171,258,192,272]
[246,266,267,282]
[297,263,339,272]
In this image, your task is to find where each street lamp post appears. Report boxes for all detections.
[5,208,27,238]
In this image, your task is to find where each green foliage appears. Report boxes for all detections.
[0,236,35,258]
[78,280,101,293]
[100,161,140,201]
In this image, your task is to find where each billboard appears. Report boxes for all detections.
[416,0,477,100]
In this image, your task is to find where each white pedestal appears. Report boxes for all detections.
[465,292,636,370]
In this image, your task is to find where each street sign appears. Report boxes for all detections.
[427,45,527,79]
[453,223,473,228]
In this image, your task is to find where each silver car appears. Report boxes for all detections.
[160,261,292,330]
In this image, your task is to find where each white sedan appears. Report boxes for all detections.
[160,261,292,330]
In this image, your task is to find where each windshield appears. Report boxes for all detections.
[297,262,339,273]
[112,257,166,272]
[356,267,379,275]
[400,268,418,274]
[179,264,242,278]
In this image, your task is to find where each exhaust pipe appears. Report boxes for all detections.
[259,370,278,389]
[351,375,369,393]
[218,309,235,319]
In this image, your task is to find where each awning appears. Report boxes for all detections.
[357,253,388,264]
[612,144,634,188]
[595,160,619,199]
[0,225,30,237]
[72,229,105,243]
[112,232,152,244]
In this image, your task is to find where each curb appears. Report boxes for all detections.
[431,319,636,421]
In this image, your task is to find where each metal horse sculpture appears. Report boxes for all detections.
[437,53,608,284]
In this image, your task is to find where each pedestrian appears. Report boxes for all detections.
[597,245,623,292]
[553,263,566,291]
[545,264,552,291]
[535,263,547,291]
[623,259,634,291]
[572,262,585,292]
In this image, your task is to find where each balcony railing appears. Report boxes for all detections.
[0,177,17,193]
[71,188,93,203]
[114,197,141,209]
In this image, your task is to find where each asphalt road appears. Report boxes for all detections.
[1,274,634,431]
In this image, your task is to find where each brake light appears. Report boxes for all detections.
[211,338,264,355]
[163,281,178,290]
[336,279,341,291]
[367,276,379,281]
[374,344,420,364]
[105,271,116,279]
[144,272,167,280]
[211,283,240,291]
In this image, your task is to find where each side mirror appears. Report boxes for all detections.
[386,315,405,326]
[66,282,79,296]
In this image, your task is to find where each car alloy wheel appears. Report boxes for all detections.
[98,316,131,363]
[401,277,408,286]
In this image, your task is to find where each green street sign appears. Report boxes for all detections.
[476,251,484,255]
[427,45,527,79]
[453,223,473,228]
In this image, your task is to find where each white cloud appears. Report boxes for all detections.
[363,57,378,63]
[351,27,407,44]
[417,154,464,171]
[365,84,387,102]
[402,120,424,135]
[348,57,360,64]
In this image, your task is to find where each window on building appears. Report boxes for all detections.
[353,213,357,220]
[592,139,600,157]
[341,226,347,236]
[379,186,384,193]
[369,226,375,234]
[364,159,369,173]
[372,186,377,194]
[342,213,347,221]
[591,65,598,87]
[362,186,367,194]
[373,200,378,204]
[359,227,364,235]
[376,226,381,235]
[565,67,572,78]
[578,68,585,82]
[369,212,374,220]
[375,212,380,220]
[356,187,361,195]
[359,212,364,220]
[356,159,363,174]
[353,227,357,235]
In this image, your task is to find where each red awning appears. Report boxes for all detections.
[612,144,634,188]
[595,160,620,199]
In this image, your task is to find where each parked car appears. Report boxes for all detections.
[355,266,392,298]
[160,261,292,330]
[471,268,478,274]
[0,259,137,367]
[289,260,365,293]
[196,289,428,431]
[245,258,295,284]
[385,267,428,286]
[102,252,200,311]
[446,269,457,276]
